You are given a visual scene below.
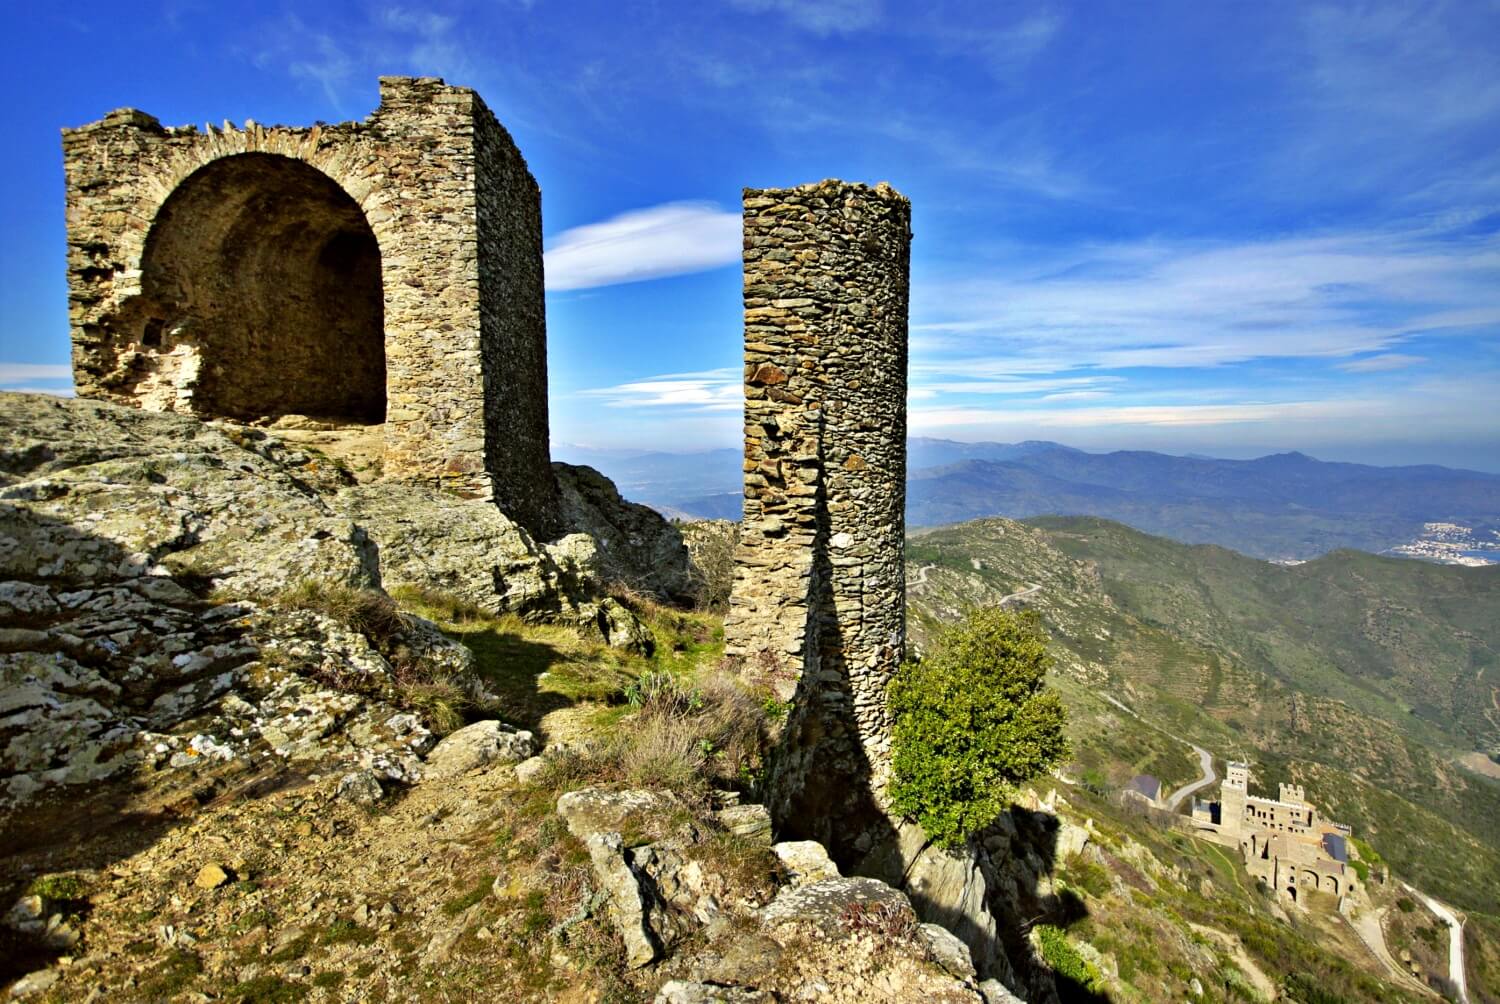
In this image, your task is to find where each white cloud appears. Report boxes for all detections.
[579,368,742,411]
[911,227,1500,374]
[1338,353,1426,372]
[0,363,72,382]
[544,202,741,291]
[907,376,1500,453]
[727,0,882,35]
[912,376,1121,397]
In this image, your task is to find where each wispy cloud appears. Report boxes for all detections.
[912,226,1500,374]
[545,202,741,291]
[579,368,742,411]
[251,6,473,110]
[726,0,882,35]
[1338,353,1426,372]
[0,363,72,382]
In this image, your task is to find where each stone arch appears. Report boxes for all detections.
[129,152,386,422]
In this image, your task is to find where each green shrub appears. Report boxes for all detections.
[1034,924,1106,994]
[888,608,1070,848]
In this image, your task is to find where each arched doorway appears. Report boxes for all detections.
[137,153,385,422]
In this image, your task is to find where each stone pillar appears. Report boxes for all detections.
[726,179,911,864]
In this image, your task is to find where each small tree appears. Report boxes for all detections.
[888,608,1070,849]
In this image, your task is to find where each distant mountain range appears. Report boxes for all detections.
[558,437,1500,561]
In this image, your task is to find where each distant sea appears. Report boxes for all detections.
[1461,550,1499,564]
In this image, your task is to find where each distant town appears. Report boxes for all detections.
[1388,521,1500,567]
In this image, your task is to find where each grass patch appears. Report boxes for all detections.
[27,873,88,902]
[224,974,308,1003]
[320,918,377,946]
[137,950,202,999]
[267,933,312,963]
[442,874,496,917]
[1034,924,1107,995]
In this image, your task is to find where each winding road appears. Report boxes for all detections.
[998,583,1042,607]
[1166,744,1217,810]
[1100,694,1216,809]
[1406,883,1470,1004]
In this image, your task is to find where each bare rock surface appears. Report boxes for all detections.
[423,720,536,779]
[0,393,682,803]
[555,462,695,602]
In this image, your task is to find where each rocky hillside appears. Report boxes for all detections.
[2,392,1487,1003]
[0,393,1008,1002]
[908,516,1500,1000]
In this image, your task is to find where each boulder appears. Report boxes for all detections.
[557,787,676,842]
[334,482,601,620]
[424,721,536,779]
[772,841,840,886]
[921,922,978,982]
[654,981,775,1004]
[336,770,385,804]
[585,831,659,967]
[978,979,1026,1004]
[866,820,1000,980]
[717,803,773,844]
[760,876,911,928]
[589,596,656,655]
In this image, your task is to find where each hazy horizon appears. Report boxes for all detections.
[3,2,1498,470]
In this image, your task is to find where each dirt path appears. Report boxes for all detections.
[998,583,1041,607]
[1189,922,1278,1000]
[1350,903,1438,998]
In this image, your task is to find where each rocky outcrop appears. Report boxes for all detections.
[558,785,987,1002]
[0,392,687,801]
[554,462,695,603]
[334,481,602,619]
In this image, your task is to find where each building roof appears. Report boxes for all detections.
[1322,833,1348,862]
[1127,775,1162,800]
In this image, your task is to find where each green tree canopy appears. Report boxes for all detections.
[888,608,1070,848]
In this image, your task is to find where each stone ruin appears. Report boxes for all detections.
[725,180,912,863]
[62,78,915,859]
[61,77,558,537]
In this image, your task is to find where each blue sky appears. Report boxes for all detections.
[3,1,1499,469]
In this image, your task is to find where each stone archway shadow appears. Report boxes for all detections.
[128,153,387,423]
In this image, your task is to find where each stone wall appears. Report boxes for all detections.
[60,76,559,536]
[725,179,911,863]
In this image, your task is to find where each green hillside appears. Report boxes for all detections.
[906,517,1500,915]
[1030,515,1500,757]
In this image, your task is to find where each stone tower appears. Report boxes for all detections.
[726,179,912,863]
[1221,761,1250,838]
[60,77,559,537]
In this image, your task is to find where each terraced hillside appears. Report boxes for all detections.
[906,517,1500,918]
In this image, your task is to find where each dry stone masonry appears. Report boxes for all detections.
[61,76,558,536]
[725,180,911,862]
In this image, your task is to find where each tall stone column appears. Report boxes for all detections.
[726,179,911,864]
